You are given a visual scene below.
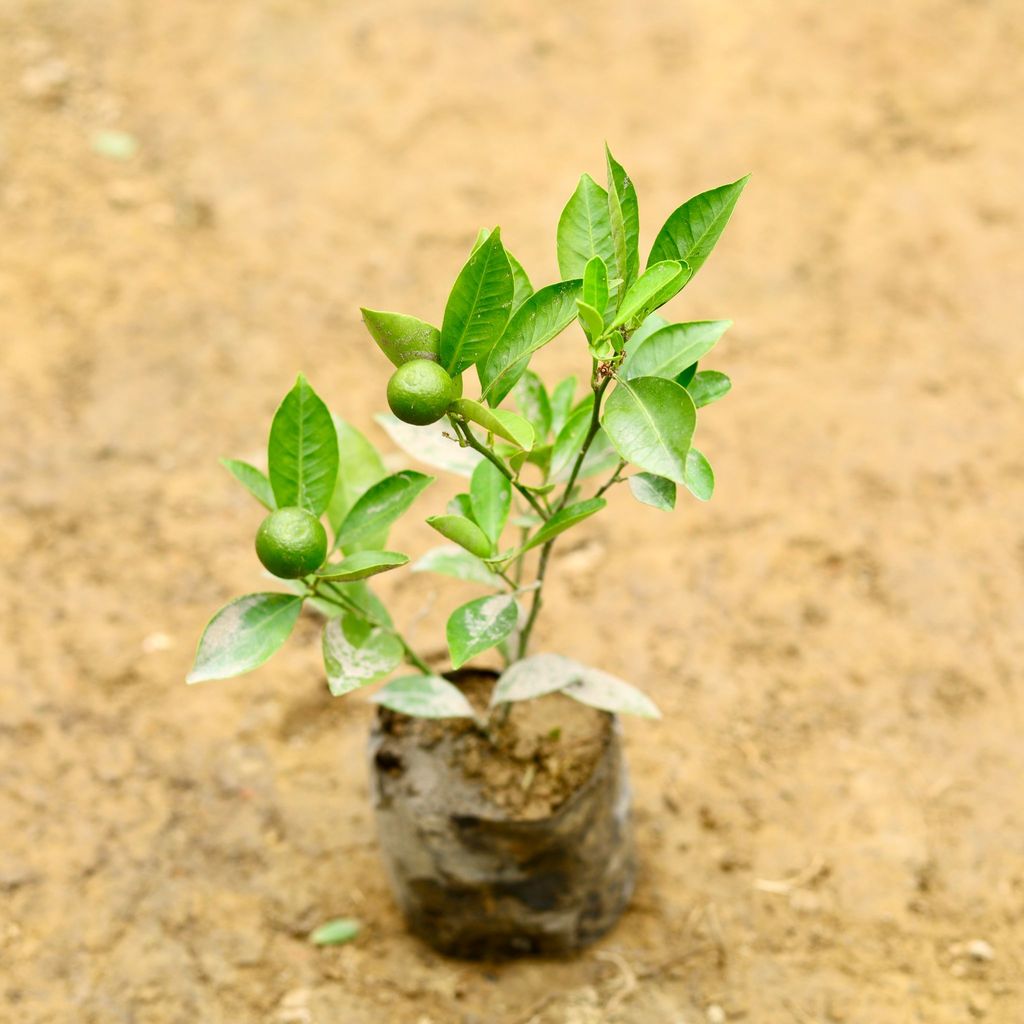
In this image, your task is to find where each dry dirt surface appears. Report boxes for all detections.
[2,2,1023,1022]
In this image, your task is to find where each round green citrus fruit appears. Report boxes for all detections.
[255,506,328,579]
[387,359,456,425]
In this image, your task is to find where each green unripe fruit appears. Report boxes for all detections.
[386,359,456,426]
[255,507,328,579]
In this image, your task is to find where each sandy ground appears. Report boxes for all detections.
[2,1,1024,1021]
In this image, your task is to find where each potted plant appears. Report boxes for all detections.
[187,148,747,958]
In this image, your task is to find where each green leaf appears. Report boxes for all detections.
[316,550,409,581]
[605,145,640,291]
[187,593,303,684]
[588,334,616,360]
[676,363,699,388]
[440,229,515,375]
[601,376,696,484]
[506,248,534,312]
[344,580,393,627]
[582,255,610,323]
[446,594,519,669]
[562,667,661,719]
[326,416,388,542]
[480,281,583,406]
[576,300,605,341]
[549,376,577,436]
[411,546,506,588]
[621,320,731,382]
[470,459,511,545]
[609,261,685,330]
[687,370,732,408]
[371,674,477,719]
[267,375,339,516]
[322,614,403,696]
[683,447,715,501]
[309,918,360,946]
[426,514,493,559]
[629,312,668,347]
[511,498,605,558]
[556,173,616,282]
[360,309,440,367]
[446,493,474,521]
[335,470,433,552]
[514,370,552,442]
[648,175,749,278]
[490,653,585,705]
[220,458,275,510]
[450,399,534,450]
[628,472,676,511]
[375,414,481,478]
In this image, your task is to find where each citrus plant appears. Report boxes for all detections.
[189,148,746,725]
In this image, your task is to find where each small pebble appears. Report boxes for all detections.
[965,939,995,962]
[706,1005,727,1024]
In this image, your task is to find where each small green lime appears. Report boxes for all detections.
[387,359,456,426]
[255,507,328,579]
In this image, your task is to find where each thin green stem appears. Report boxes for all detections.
[517,373,613,658]
[449,415,550,521]
[596,458,628,498]
[309,579,433,675]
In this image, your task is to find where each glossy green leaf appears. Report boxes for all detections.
[360,309,440,367]
[187,593,303,684]
[576,300,604,341]
[470,459,511,545]
[220,458,275,510]
[582,255,610,322]
[326,416,388,543]
[514,370,552,442]
[490,653,584,705]
[605,146,640,291]
[683,447,715,501]
[309,918,361,946]
[322,614,403,696]
[267,375,339,516]
[648,175,749,278]
[549,376,577,436]
[601,376,696,484]
[508,498,605,558]
[426,514,493,559]
[609,261,684,330]
[446,594,519,669]
[621,320,731,382]
[480,280,582,406]
[375,414,481,478]
[588,335,616,360]
[371,674,477,719]
[687,370,732,408]
[335,470,433,552]
[628,472,676,511]
[563,667,661,719]
[556,173,616,282]
[440,229,515,375]
[676,363,699,388]
[315,550,409,582]
[629,312,668,348]
[343,580,393,627]
[411,546,506,588]
[447,492,475,520]
[507,248,534,312]
[451,399,534,450]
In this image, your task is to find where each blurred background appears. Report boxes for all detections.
[2,2,1022,1022]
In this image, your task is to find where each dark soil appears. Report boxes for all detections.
[382,671,611,819]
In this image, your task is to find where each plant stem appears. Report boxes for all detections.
[449,415,550,521]
[310,580,433,675]
[517,373,613,658]
[596,458,628,498]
